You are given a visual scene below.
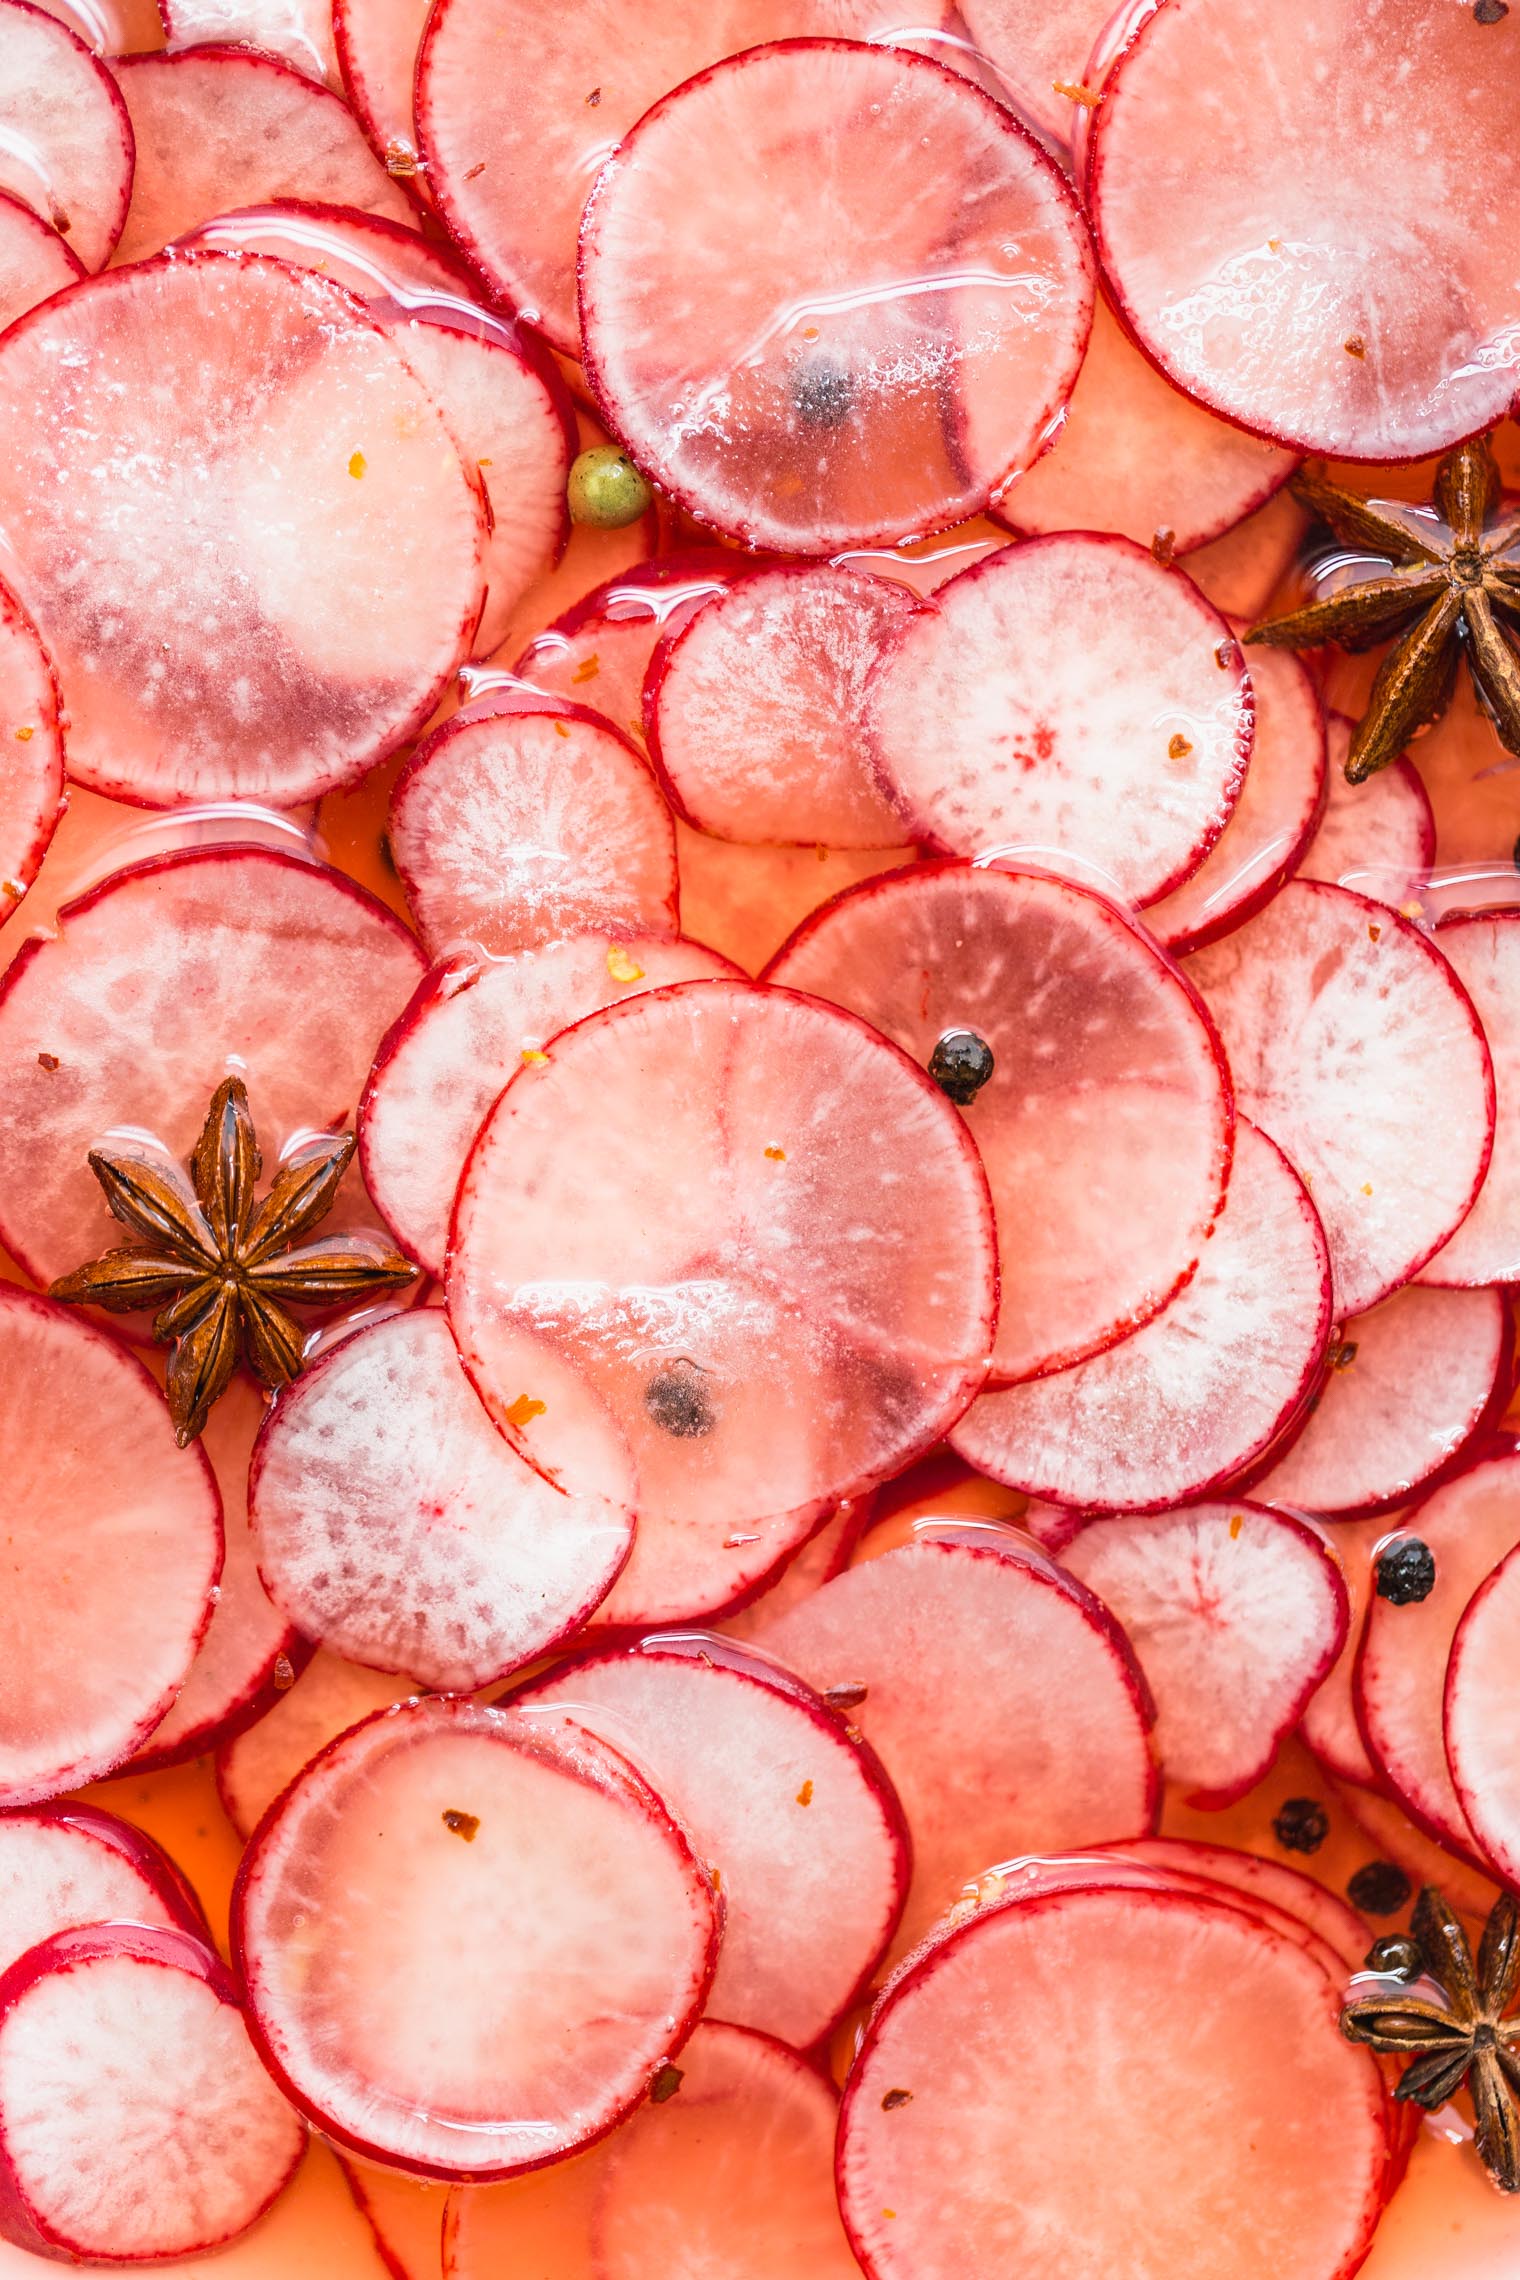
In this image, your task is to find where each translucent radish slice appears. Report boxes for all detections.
[675,826,911,978]
[0,1288,222,1807]
[159,0,337,80]
[869,536,1252,904]
[959,0,1117,148]
[448,979,997,1535]
[216,1649,421,1842]
[1253,1287,1511,1519]
[1059,1502,1347,1806]
[766,861,1232,1382]
[361,933,738,1277]
[756,1523,1157,1954]
[1183,485,1308,623]
[1107,1835,1370,1973]
[717,1495,869,1643]
[1301,1515,1383,1791]
[1298,723,1434,908]
[0,0,133,270]
[0,254,487,808]
[0,848,424,1290]
[0,582,64,936]
[1334,1775,1500,1929]
[0,1923,304,2262]
[514,553,740,746]
[1418,915,1520,1286]
[950,1120,1331,1513]
[0,186,82,330]
[340,2158,447,2280]
[1445,1539,1520,1889]
[514,1633,906,2048]
[0,1802,207,1980]
[1187,880,1494,1316]
[233,1696,720,2178]
[34,0,161,49]
[390,695,678,958]
[332,0,430,189]
[838,1883,1389,2280]
[251,1311,633,1692]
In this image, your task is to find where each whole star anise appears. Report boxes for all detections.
[1341,1884,1520,2193]
[49,1078,415,1446]
[1247,434,1520,784]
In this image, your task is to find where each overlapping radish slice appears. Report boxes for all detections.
[1335,1775,1500,1928]
[0,1802,207,1978]
[0,0,133,270]
[674,826,911,978]
[233,1695,720,2178]
[578,42,1093,552]
[1108,1835,1370,1972]
[1187,880,1494,1316]
[1418,914,1520,1285]
[1445,1539,1520,1890]
[1183,485,1308,623]
[0,1923,304,2262]
[0,582,64,935]
[718,1494,870,1642]
[767,862,1232,1382]
[951,1120,1330,1512]
[216,1649,421,1842]
[159,0,337,79]
[390,695,679,958]
[0,847,423,1288]
[1298,721,1434,906]
[868,536,1252,904]
[0,254,487,808]
[0,186,82,330]
[1253,1287,1511,1519]
[1300,1515,1383,1790]
[362,933,738,1277]
[340,2158,447,2280]
[332,0,430,190]
[1059,1502,1346,1806]
[513,553,739,745]
[0,1288,222,1806]
[958,0,1116,148]
[756,1522,1157,1953]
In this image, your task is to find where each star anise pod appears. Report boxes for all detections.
[1247,434,1520,784]
[49,1078,416,1447]
[1341,1884,1520,2193]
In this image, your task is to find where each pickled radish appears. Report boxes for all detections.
[1300,1514,1384,1792]
[717,1496,870,1643]
[514,554,739,745]
[1419,914,1520,1285]
[674,826,911,978]
[959,0,1118,148]
[1184,486,1309,623]
[216,1649,422,1842]
[159,0,336,79]
[1298,721,1434,906]
[0,0,133,269]
[1107,1836,1370,1973]
[332,0,430,188]
[1445,1542,1520,1889]
[0,187,83,331]
[340,2159,447,2280]
[0,583,64,934]
[0,1803,208,1979]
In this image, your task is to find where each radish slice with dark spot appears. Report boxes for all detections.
[216,1649,421,1843]
[1298,719,1433,907]
[0,0,134,269]
[1418,913,1520,1286]
[513,552,740,745]
[0,581,64,935]
[1444,1537,1520,1890]
[0,1801,209,1978]
[159,0,337,80]
[0,186,83,330]
[674,825,911,978]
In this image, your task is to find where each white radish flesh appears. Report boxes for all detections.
[0,582,64,935]
[0,0,133,269]
[0,1803,207,1979]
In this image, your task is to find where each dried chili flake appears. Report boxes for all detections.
[442,1808,480,1841]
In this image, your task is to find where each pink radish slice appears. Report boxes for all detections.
[448,978,997,1534]
[959,0,1119,148]
[332,0,430,190]
[0,1923,304,2262]
[717,1495,870,1643]
[216,1650,423,1842]
[838,1882,1389,2280]
[1184,486,1309,623]
[514,552,740,745]
[950,1119,1331,1513]
[1445,1538,1520,1889]
[868,535,1252,905]
[340,2158,447,2280]
[0,254,487,808]
[1333,1775,1500,1928]
[0,187,83,330]
[0,0,133,270]
[1419,914,1520,1286]
[756,1522,1157,1955]
[362,934,738,1278]
[645,566,916,848]
[1298,723,1434,908]
[1186,879,1494,1316]
[0,582,64,935]
[233,1695,720,2178]
[0,847,423,1291]
[1252,1286,1511,1519]
[674,826,912,978]
[159,0,337,80]
[390,694,678,959]
[1058,1502,1347,1806]
[0,1287,222,1806]
[1106,1835,1370,1973]
[513,1632,908,2049]
[1301,1515,1384,1791]
[766,861,1232,1383]
[587,1491,839,1636]
[0,1802,208,1978]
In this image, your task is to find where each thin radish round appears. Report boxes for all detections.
[1444,1539,1520,1890]
[1106,1835,1371,1973]
[717,1494,870,1643]
[0,253,488,808]
[950,1119,1331,1513]
[216,1649,421,1842]
[0,848,424,1291]
[159,0,336,78]
[1419,913,1520,1285]
[0,0,133,269]
[588,1489,840,1635]
[578,42,1093,552]
[0,581,64,935]
[1335,1775,1500,1930]
[514,553,740,745]
[0,1803,208,1979]
[1184,485,1308,624]
[332,0,430,189]
[1300,1515,1384,1792]
[1187,879,1494,1316]
[0,186,83,330]
[340,2159,446,2280]
[233,1695,720,2179]
[1298,721,1434,907]
[766,861,1232,1382]
[868,535,1253,904]
[0,1287,222,1806]
[1059,1502,1348,1806]
[674,826,911,978]
[390,694,679,958]
[0,1923,304,2263]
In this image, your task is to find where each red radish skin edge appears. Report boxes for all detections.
[0,1801,212,1947]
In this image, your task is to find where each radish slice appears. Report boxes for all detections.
[0,186,83,330]
[1334,1775,1500,1929]
[216,1650,422,1842]
[1298,722,1434,907]
[645,566,916,848]
[0,1288,222,1806]
[0,254,487,809]
[448,978,997,1537]
[951,1120,1331,1513]
[718,1495,870,1643]
[838,1882,1389,2280]
[959,0,1119,149]
[0,1923,304,2262]
[1187,880,1494,1316]
[33,0,161,49]
[1252,1286,1511,1519]
[233,1695,720,2179]
[675,826,911,978]
[0,582,64,935]
[0,847,424,1290]
[1445,1538,1520,1889]
[390,695,679,958]
[868,535,1253,905]
[756,1522,1157,1955]
[512,1632,908,2049]
[361,933,739,1277]
[332,0,430,190]
[1184,486,1308,623]
[514,553,739,746]
[766,861,1232,1382]
[578,42,1093,552]
[1058,1502,1347,1806]
[0,1802,208,1979]
[1301,1515,1384,1791]
[0,0,133,270]
[340,2158,447,2280]
[159,0,337,79]
[1106,1835,1370,1972]
[1418,914,1520,1286]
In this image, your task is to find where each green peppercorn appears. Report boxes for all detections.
[568,445,653,530]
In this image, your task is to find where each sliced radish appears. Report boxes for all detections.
[959,0,1121,149]
[33,0,161,48]
[1334,1775,1500,1929]
[675,826,911,978]
[514,552,739,746]
[216,1649,422,1842]
[1107,1834,1370,1973]
[838,1882,1389,2280]
[1184,485,1309,623]
[332,0,430,189]
[390,694,679,958]
[1400,673,1520,874]
[718,1495,870,1644]
[0,186,83,331]
[0,1922,304,2262]
[1418,913,1520,1286]
[159,0,337,79]
[1301,1516,1384,1791]
[756,1522,1157,1954]
[233,1695,720,2178]
[339,2157,447,2280]
[1445,1538,1520,1889]
[0,0,133,270]
[0,1802,207,1980]
[1298,721,1434,907]
[0,581,64,935]
[1058,1502,1347,1806]
[868,535,1252,905]
[0,847,423,1290]
[951,1119,1330,1513]
[766,861,1232,1382]
[1187,879,1494,1316]
[578,42,1093,552]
